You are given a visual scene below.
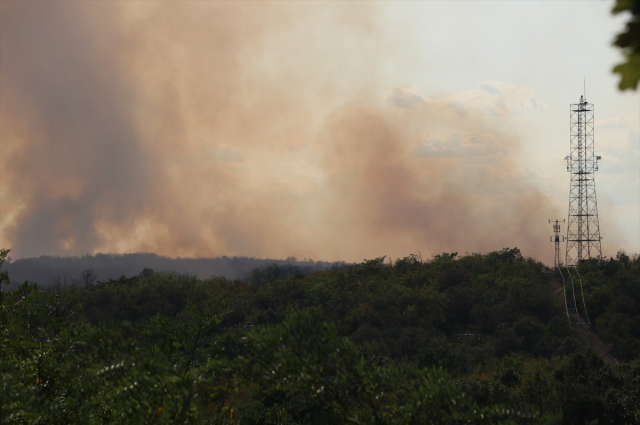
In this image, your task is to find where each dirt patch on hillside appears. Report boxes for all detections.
[549,277,621,364]
[575,324,620,364]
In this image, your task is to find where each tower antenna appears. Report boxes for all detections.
[565,95,602,266]
[559,93,600,325]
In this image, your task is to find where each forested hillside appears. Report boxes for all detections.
[2,247,640,424]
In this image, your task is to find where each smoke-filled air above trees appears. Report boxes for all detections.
[1,2,638,264]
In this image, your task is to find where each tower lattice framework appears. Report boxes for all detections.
[565,95,602,266]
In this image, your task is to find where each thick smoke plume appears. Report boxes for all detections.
[1,2,562,263]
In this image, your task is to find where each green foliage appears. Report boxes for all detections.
[579,251,640,360]
[1,295,221,423]
[3,247,640,423]
[555,350,640,424]
[0,249,11,323]
[0,249,10,286]
[612,0,640,90]
[1,299,543,424]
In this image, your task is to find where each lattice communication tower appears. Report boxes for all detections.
[565,95,602,266]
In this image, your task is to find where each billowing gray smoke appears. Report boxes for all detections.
[1,2,563,264]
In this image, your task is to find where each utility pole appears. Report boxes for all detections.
[549,219,566,269]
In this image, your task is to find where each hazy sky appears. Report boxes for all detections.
[1,1,638,265]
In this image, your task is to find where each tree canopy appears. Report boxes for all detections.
[2,247,640,423]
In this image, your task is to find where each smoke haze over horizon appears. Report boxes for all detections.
[1,2,636,264]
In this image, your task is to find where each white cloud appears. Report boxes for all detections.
[383,86,427,110]
[596,111,640,153]
[448,81,546,116]
[411,132,498,158]
[382,82,545,115]
[597,111,640,131]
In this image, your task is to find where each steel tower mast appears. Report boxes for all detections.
[549,219,565,269]
[565,95,602,266]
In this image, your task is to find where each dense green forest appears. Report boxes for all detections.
[2,247,640,424]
